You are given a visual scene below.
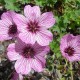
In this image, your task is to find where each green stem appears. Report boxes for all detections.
[70,62,73,80]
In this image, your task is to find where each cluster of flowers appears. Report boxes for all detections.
[0,5,55,79]
[0,5,80,80]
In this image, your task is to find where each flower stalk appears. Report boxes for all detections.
[70,62,73,80]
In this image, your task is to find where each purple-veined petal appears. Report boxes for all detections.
[1,11,16,25]
[60,34,70,53]
[24,5,41,21]
[19,32,36,44]
[68,35,80,48]
[31,59,43,72]
[7,43,22,61]
[15,58,31,75]
[33,6,41,18]
[0,20,12,41]
[35,55,46,67]
[38,12,55,29]
[68,53,80,62]
[11,72,23,80]
[36,30,53,46]
[13,14,27,31]
[34,43,50,56]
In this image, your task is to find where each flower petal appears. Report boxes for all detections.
[35,55,46,67]
[68,54,80,62]
[19,32,36,44]
[68,35,80,48]
[19,74,24,80]
[1,11,15,25]
[0,20,10,29]
[36,30,53,46]
[13,14,27,31]
[11,72,23,80]
[37,46,50,56]
[74,45,80,54]
[38,12,56,28]
[24,5,41,21]
[7,43,22,61]
[15,38,26,52]
[32,6,41,18]
[31,59,43,72]
[0,20,12,41]
[11,72,19,80]
[60,34,72,54]
[0,34,11,41]
[34,46,50,67]
[15,58,31,75]
[7,43,15,52]
[34,43,50,56]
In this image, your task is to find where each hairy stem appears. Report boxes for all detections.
[70,62,73,80]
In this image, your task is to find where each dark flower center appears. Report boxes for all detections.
[23,46,35,58]
[8,24,17,35]
[27,21,40,33]
[64,46,75,56]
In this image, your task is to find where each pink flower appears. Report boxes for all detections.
[7,39,50,75]
[11,71,23,80]
[14,5,55,46]
[0,11,18,41]
[60,34,80,62]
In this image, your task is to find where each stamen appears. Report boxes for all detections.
[27,21,39,33]
[23,46,35,58]
[64,46,75,56]
[8,24,17,35]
